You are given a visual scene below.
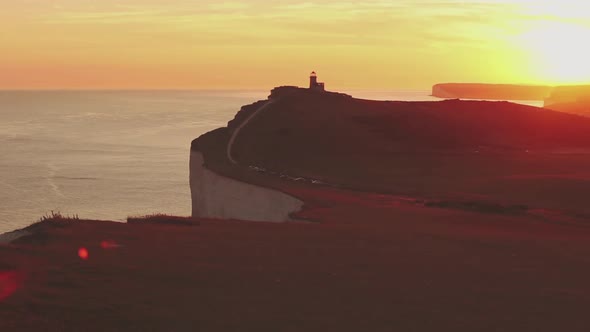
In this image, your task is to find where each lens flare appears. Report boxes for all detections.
[100,240,120,249]
[78,247,89,260]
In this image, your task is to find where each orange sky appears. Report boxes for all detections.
[1,0,590,90]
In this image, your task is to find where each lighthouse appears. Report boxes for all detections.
[309,71,325,91]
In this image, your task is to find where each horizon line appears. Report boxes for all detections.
[2,82,589,93]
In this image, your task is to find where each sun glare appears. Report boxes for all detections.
[519,22,590,85]
[515,0,590,85]
[521,0,590,21]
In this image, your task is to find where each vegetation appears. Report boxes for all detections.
[127,214,199,226]
[37,210,79,223]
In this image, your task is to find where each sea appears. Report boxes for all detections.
[0,89,543,234]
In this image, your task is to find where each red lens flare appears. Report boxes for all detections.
[100,240,120,249]
[78,247,89,260]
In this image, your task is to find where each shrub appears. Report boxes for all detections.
[126,214,199,226]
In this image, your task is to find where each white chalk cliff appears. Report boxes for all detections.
[189,151,303,222]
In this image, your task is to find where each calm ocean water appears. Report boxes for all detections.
[0,89,543,234]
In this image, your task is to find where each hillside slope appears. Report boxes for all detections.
[192,87,590,214]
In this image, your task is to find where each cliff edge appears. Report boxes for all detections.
[191,87,590,217]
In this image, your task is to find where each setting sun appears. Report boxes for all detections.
[0,0,589,89]
[521,22,590,85]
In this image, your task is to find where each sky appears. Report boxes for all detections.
[1,0,590,90]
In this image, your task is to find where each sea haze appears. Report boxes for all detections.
[0,90,544,234]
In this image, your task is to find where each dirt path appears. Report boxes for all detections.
[226,100,274,164]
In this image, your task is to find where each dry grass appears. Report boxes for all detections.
[126,213,199,226]
[37,210,79,223]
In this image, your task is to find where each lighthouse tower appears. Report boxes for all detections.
[309,71,325,91]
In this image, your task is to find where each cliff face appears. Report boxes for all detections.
[189,151,302,222]
[189,92,309,222]
[432,83,590,117]
[545,85,590,106]
[432,83,552,100]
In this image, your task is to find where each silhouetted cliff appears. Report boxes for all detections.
[544,85,590,117]
[194,87,590,166]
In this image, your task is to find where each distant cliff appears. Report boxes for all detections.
[545,85,590,105]
[543,85,590,116]
[432,83,552,101]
